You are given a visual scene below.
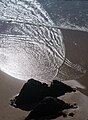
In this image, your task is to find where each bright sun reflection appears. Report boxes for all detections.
[0,34,65,83]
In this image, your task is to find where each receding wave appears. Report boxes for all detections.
[0,0,86,82]
[0,23,65,82]
[57,22,88,33]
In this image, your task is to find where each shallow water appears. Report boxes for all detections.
[0,0,65,83]
[0,0,87,83]
[38,0,88,32]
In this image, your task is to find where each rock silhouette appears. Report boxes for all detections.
[10,79,49,111]
[49,80,76,97]
[10,79,76,111]
[25,97,77,120]
[10,78,77,119]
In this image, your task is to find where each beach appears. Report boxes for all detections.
[60,29,88,96]
[0,29,88,120]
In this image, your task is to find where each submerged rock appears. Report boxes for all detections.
[10,79,76,111]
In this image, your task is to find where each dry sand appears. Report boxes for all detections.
[0,29,88,120]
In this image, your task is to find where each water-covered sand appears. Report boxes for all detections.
[0,29,88,120]
[60,29,88,96]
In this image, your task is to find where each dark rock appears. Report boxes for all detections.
[25,97,75,120]
[49,80,76,97]
[69,112,75,117]
[10,79,76,111]
[10,79,48,111]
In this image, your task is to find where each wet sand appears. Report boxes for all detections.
[61,29,88,96]
[0,29,88,120]
[0,71,28,120]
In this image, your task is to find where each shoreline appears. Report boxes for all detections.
[0,28,88,120]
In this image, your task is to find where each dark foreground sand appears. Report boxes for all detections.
[0,29,88,120]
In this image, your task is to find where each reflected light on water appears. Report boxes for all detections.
[0,29,65,83]
[0,0,65,83]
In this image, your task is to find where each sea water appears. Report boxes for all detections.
[0,0,87,83]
